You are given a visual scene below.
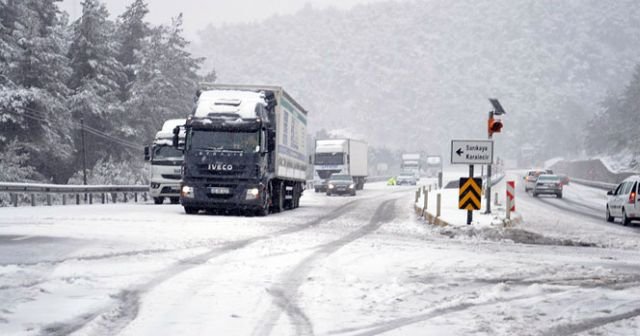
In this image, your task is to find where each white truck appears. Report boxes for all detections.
[176,84,308,215]
[401,153,421,180]
[313,139,368,192]
[144,119,185,204]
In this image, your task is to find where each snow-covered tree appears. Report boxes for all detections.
[123,14,202,142]
[0,0,74,182]
[68,0,129,168]
[116,0,150,101]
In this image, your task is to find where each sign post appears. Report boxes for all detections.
[451,139,494,225]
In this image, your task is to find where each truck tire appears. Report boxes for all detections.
[184,207,198,214]
[153,197,164,205]
[272,182,284,213]
[169,197,180,204]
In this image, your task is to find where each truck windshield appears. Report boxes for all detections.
[153,146,183,160]
[188,130,259,152]
[315,153,344,165]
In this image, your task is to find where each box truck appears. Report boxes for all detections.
[313,139,368,192]
[144,119,185,204]
[175,84,308,216]
[401,153,421,180]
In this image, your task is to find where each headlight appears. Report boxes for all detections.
[246,188,260,200]
[328,184,335,189]
[181,185,194,198]
[349,183,355,189]
[151,182,161,189]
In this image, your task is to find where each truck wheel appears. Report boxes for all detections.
[153,197,164,205]
[184,207,198,215]
[272,183,284,213]
[169,197,180,204]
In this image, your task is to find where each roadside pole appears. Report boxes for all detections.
[485,111,493,214]
[467,164,474,224]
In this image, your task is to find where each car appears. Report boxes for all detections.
[326,174,357,196]
[396,173,417,185]
[606,175,640,226]
[524,169,553,191]
[532,174,563,198]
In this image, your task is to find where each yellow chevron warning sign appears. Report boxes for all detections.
[459,177,482,210]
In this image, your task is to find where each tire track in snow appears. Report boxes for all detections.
[253,197,399,336]
[37,199,363,336]
[540,307,640,336]
[325,290,564,336]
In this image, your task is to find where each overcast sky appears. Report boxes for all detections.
[59,0,389,39]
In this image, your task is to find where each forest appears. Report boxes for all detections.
[0,0,211,184]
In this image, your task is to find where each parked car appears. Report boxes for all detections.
[326,174,357,196]
[396,173,417,185]
[532,174,563,198]
[606,176,640,226]
[524,169,553,191]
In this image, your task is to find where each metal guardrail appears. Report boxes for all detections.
[569,177,617,191]
[0,182,150,207]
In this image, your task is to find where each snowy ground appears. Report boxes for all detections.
[1,180,640,335]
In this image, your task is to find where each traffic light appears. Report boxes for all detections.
[488,117,503,136]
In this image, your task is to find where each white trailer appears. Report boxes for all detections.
[313,139,368,191]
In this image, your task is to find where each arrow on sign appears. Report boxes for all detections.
[456,148,464,156]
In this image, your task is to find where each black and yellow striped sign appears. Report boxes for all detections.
[459,177,482,210]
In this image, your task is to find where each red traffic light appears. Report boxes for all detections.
[488,117,503,136]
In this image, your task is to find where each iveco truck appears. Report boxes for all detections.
[313,139,368,192]
[144,119,185,204]
[175,84,308,216]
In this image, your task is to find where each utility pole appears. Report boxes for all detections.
[81,118,87,186]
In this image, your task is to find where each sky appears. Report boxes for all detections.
[59,0,390,39]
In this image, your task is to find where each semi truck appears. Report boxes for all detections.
[144,119,185,204]
[175,84,308,216]
[401,153,421,180]
[313,139,368,192]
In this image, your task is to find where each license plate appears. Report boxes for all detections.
[209,187,231,195]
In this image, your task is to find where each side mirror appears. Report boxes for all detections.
[144,146,150,161]
[607,190,614,196]
[172,126,182,149]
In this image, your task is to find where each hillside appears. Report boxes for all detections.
[194,0,640,157]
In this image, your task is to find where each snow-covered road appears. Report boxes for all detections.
[1,181,640,335]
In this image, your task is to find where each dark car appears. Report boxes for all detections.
[326,174,357,196]
[532,174,563,198]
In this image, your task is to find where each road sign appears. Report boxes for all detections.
[451,140,494,165]
[459,177,482,210]
[506,181,515,212]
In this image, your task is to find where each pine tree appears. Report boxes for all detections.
[68,0,129,169]
[124,14,202,143]
[0,0,74,182]
[116,0,150,100]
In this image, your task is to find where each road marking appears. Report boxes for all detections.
[12,235,32,241]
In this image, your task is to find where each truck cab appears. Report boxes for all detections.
[144,119,185,204]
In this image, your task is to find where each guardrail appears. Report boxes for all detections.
[0,182,150,207]
[569,177,617,191]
